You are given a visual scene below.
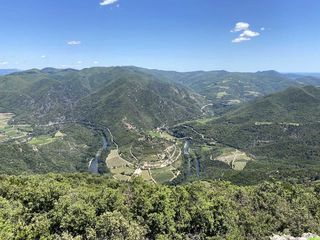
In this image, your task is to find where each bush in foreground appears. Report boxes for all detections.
[0,174,319,239]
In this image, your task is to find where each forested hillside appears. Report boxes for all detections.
[143,68,320,114]
[0,67,205,176]
[0,67,205,127]
[0,68,320,183]
[171,86,320,184]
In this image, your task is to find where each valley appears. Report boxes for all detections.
[0,67,319,185]
[2,1,320,238]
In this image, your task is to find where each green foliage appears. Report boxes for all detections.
[95,211,146,240]
[0,174,319,239]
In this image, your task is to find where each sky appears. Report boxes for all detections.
[0,0,320,72]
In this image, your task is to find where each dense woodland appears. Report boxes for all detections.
[0,174,319,240]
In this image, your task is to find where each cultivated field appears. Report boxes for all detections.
[106,149,132,168]
[0,113,31,142]
[215,148,252,171]
[151,166,176,183]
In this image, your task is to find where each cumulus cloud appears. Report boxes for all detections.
[100,0,118,6]
[231,22,260,43]
[240,30,260,38]
[231,22,249,32]
[67,40,81,45]
[232,37,250,43]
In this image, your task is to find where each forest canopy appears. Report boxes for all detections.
[0,174,319,240]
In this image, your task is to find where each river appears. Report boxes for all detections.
[195,158,200,177]
[88,135,108,174]
[183,141,190,155]
[183,140,191,176]
[183,140,200,177]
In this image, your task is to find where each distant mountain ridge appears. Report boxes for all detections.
[139,68,320,114]
[1,66,320,127]
[287,72,320,78]
[0,69,19,75]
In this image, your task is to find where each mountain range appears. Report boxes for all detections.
[0,69,19,75]
[0,66,319,183]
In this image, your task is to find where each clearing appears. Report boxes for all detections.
[0,113,32,142]
[151,166,176,183]
[214,148,252,171]
[216,91,229,98]
[106,149,133,168]
[29,131,66,146]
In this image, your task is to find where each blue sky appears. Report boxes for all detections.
[0,0,320,72]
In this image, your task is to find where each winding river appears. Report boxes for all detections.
[88,135,108,174]
[183,140,200,177]
[183,140,191,176]
[195,158,200,177]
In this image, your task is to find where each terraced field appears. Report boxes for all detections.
[214,148,252,171]
[0,113,31,142]
[106,149,135,181]
[106,130,182,183]
[151,166,176,183]
[28,135,57,146]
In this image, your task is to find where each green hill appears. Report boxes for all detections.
[0,67,205,175]
[221,85,320,123]
[142,68,320,114]
[171,86,320,184]
[1,67,320,180]
[0,67,205,127]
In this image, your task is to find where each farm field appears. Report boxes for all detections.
[151,166,176,183]
[214,148,252,171]
[106,149,132,168]
[28,135,56,145]
[0,113,31,142]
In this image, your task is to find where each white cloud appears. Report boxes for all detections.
[232,37,250,43]
[231,22,260,43]
[260,27,265,31]
[77,61,83,64]
[0,61,8,65]
[41,55,46,59]
[100,0,118,6]
[240,30,260,38]
[231,22,249,32]
[67,40,81,45]
[93,61,99,64]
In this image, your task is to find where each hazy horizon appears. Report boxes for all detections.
[1,66,320,76]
